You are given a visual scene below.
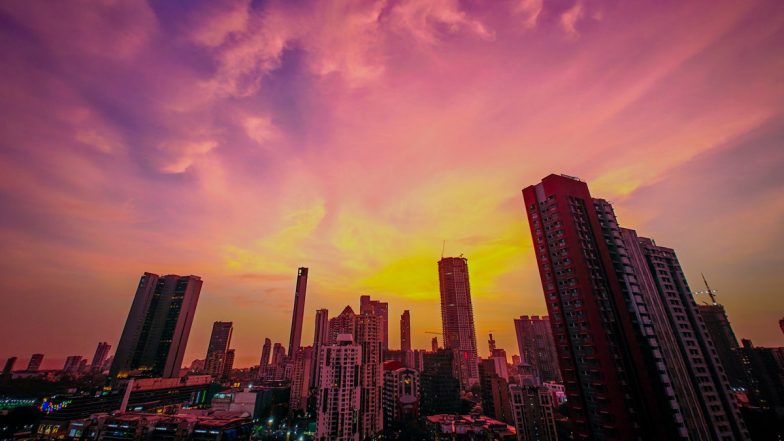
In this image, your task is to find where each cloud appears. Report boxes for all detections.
[514,0,543,29]
[560,0,585,39]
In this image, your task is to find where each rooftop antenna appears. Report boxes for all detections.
[696,273,718,305]
[441,240,446,259]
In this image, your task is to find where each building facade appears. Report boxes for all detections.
[360,295,389,351]
[400,310,411,352]
[288,267,309,357]
[438,256,479,389]
[382,366,420,433]
[316,335,361,441]
[509,384,558,441]
[513,315,560,384]
[110,273,202,379]
[204,321,233,378]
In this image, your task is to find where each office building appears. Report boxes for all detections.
[27,353,44,372]
[420,349,461,416]
[382,363,420,433]
[204,322,233,378]
[523,174,749,440]
[90,342,111,371]
[360,295,389,351]
[316,334,361,441]
[438,256,479,389]
[513,315,560,384]
[288,268,309,357]
[110,273,202,379]
[400,310,411,352]
[509,384,558,441]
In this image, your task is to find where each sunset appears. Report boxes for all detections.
[1,1,783,440]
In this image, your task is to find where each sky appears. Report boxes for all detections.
[0,0,783,370]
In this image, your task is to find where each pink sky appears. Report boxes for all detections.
[1,0,783,369]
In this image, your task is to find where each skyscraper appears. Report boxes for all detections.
[288,267,308,357]
[329,306,356,344]
[259,338,271,369]
[316,334,361,441]
[90,342,111,371]
[110,273,202,379]
[523,174,749,440]
[513,315,561,384]
[63,355,83,374]
[27,353,44,372]
[509,384,558,441]
[400,310,411,352]
[360,295,389,351]
[204,321,233,377]
[438,256,479,389]
[420,349,461,416]
[631,233,748,440]
[2,357,17,376]
[698,300,746,388]
[289,346,313,414]
[312,309,329,388]
[431,336,438,352]
[222,349,235,380]
[355,312,384,438]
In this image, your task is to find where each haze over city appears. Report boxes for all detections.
[1,0,783,374]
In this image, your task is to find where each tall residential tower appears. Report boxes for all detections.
[438,256,479,388]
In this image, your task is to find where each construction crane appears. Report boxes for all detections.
[693,273,718,305]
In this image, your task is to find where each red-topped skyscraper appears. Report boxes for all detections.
[438,256,479,389]
[288,267,308,357]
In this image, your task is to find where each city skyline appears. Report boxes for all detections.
[2,0,784,369]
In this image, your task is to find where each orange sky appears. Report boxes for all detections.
[1,0,783,369]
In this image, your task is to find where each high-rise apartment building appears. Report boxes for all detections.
[523,174,749,440]
[204,321,233,378]
[222,349,235,380]
[431,337,438,352]
[355,313,384,438]
[27,353,44,372]
[479,359,514,424]
[110,273,202,379]
[382,365,420,433]
[509,384,558,441]
[420,349,461,416]
[312,309,329,388]
[63,355,83,374]
[513,315,561,384]
[438,256,479,389]
[316,334,361,441]
[329,306,356,344]
[628,231,749,440]
[738,339,784,413]
[288,268,308,357]
[289,346,313,414]
[360,295,389,351]
[698,301,746,388]
[400,310,411,352]
[90,342,111,371]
